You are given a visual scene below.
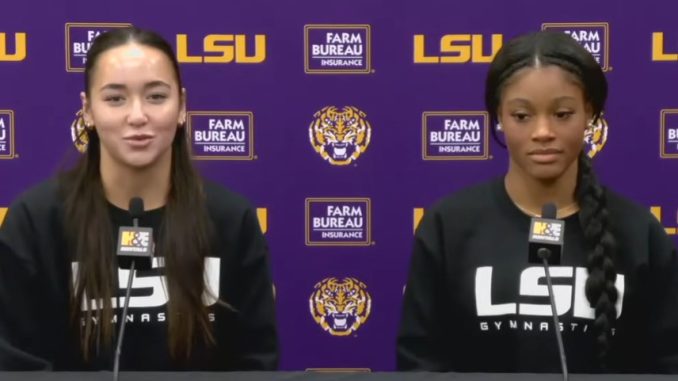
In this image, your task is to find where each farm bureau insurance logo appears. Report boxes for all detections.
[304,24,371,74]
[541,22,611,71]
[309,106,371,165]
[65,23,132,72]
[187,111,254,160]
[0,110,16,159]
[660,109,678,158]
[305,198,371,246]
[422,111,489,160]
[0,32,27,61]
[309,277,372,336]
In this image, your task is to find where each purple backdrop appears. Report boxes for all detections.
[1,0,677,371]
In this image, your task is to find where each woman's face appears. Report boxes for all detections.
[498,65,592,183]
[82,42,185,172]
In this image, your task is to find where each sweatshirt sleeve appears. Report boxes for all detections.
[647,217,678,373]
[0,198,52,370]
[396,207,450,371]
[228,205,279,370]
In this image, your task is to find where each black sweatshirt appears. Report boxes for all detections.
[397,178,678,373]
[0,179,278,371]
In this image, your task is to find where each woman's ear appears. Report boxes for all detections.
[80,91,93,127]
[178,87,187,126]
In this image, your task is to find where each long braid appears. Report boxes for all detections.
[576,151,618,367]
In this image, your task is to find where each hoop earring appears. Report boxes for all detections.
[70,110,91,153]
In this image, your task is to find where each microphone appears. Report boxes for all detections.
[528,203,568,381]
[528,203,564,264]
[116,198,152,270]
[113,197,153,381]
[129,197,144,227]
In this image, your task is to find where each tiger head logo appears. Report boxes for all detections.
[584,116,608,158]
[309,277,372,336]
[309,106,372,165]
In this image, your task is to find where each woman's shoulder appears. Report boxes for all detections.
[428,178,501,215]
[1,178,63,243]
[8,178,61,213]
[202,180,256,219]
[603,187,673,256]
[604,187,656,225]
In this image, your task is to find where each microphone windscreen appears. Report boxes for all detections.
[541,203,557,219]
[129,197,144,219]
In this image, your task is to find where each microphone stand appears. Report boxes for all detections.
[113,217,139,381]
[538,247,568,381]
[113,261,135,381]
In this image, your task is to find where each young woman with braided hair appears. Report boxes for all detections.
[397,31,678,373]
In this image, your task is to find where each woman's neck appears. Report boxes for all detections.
[100,158,171,211]
[505,161,579,218]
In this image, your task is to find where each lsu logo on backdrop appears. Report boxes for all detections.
[0,110,16,159]
[187,111,254,160]
[0,32,27,62]
[652,32,678,61]
[413,33,503,63]
[65,23,132,72]
[584,116,608,158]
[649,205,678,236]
[256,208,268,234]
[660,109,678,158]
[309,106,372,165]
[176,33,266,63]
[309,277,372,336]
[541,22,610,71]
[413,208,424,233]
[304,24,371,74]
[0,207,7,226]
[306,198,371,246]
[422,111,489,160]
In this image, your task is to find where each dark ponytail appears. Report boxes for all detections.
[576,151,618,367]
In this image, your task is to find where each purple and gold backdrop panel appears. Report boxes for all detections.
[1,0,677,371]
